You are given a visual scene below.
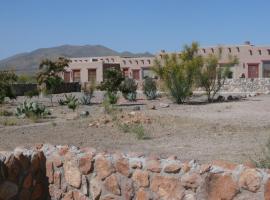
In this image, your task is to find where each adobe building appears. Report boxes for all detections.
[63,56,155,84]
[64,42,270,84]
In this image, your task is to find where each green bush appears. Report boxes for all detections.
[80,84,95,105]
[67,98,79,111]
[104,91,118,105]
[153,43,203,104]
[98,68,124,93]
[118,123,147,140]
[15,101,51,119]
[0,71,18,103]
[120,78,137,101]
[143,77,157,100]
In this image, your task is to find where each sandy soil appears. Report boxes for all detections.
[1,93,270,164]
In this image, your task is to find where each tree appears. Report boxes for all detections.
[153,42,203,104]
[98,68,124,104]
[197,47,238,102]
[0,70,18,103]
[37,57,70,106]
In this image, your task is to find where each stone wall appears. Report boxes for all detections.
[221,78,270,94]
[1,144,270,200]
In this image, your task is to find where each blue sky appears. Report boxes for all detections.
[0,0,270,59]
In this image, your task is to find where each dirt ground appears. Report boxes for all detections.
[1,93,270,164]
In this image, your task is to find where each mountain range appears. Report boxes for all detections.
[0,45,153,74]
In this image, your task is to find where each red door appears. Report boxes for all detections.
[248,64,259,78]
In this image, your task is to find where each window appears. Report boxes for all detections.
[92,58,98,62]
[123,68,129,77]
[73,70,80,82]
[228,48,231,53]
[211,48,214,53]
[142,68,154,79]
[135,60,138,65]
[132,69,140,80]
[64,71,70,82]
[129,60,132,64]
[268,49,270,55]
[74,60,77,62]
[249,50,253,55]
[111,58,114,62]
[147,60,151,65]
[258,50,262,55]
[263,61,270,77]
[141,60,144,64]
[123,60,126,65]
[236,47,240,52]
[88,69,96,82]
[202,49,206,53]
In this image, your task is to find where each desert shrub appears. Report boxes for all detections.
[17,75,37,84]
[3,118,17,126]
[67,98,79,111]
[24,89,39,99]
[120,78,137,101]
[58,94,77,105]
[98,68,124,105]
[118,122,147,140]
[0,71,18,103]
[80,83,95,105]
[153,43,203,104]
[15,101,51,119]
[0,109,13,116]
[143,77,157,100]
[104,91,119,105]
[253,137,270,168]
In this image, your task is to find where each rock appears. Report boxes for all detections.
[150,175,184,200]
[115,158,130,177]
[79,154,93,175]
[5,155,21,183]
[130,160,142,169]
[63,191,74,200]
[23,173,32,189]
[54,171,62,189]
[136,188,149,200]
[104,174,121,196]
[64,160,82,188]
[90,177,102,200]
[163,163,181,173]
[181,173,202,190]
[122,178,134,200]
[265,179,270,200]
[159,103,169,108]
[46,160,54,184]
[132,170,149,187]
[31,183,44,200]
[146,159,161,173]
[101,194,121,200]
[95,155,115,180]
[73,190,89,200]
[52,155,63,168]
[239,168,262,192]
[199,164,211,174]
[80,111,89,117]
[49,185,62,200]
[181,162,191,173]
[206,174,239,200]
[66,113,79,120]
[0,181,18,200]
[211,160,237,171]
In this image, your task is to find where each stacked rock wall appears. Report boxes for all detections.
[1,144,270,199]
[221,78,270,94]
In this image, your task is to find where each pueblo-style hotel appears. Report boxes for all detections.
[63,42,270,84]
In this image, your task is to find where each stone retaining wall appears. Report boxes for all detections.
[1,144,270,199]
[221,78,270,94]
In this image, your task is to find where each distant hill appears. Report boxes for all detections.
[0,45,153,74]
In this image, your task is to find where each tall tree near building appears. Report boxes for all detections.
[197,48,238,102]
[37,57,70,106]
[153,42,203,104]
